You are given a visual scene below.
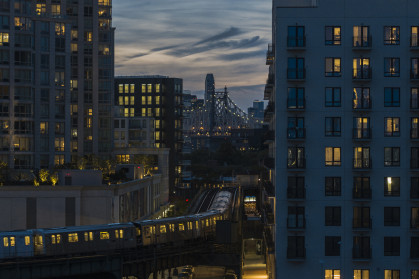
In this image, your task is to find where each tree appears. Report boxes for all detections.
[39,169,49,183]
[50,173,58,186]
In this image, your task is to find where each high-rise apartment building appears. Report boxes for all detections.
[0,0,114,169]
[271,0,419,278]
[114,76,183,192]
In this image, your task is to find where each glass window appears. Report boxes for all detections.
[353,87,371,109]
[353,177,371,199]
[353,26,370,47]
[384,117,400,136]
[325,269,340,279]
[412,26,419,47]
[353,147,370,168]
[354,270,369,279]
[384,207,400,226]
[287,147,305,168]
[384,26,400,45]
[384,147,400,167]
[384,238,400,256]
[384,58,400,77]
[325,58,341,77]
[288,87,305,109]
[325,26,341,45]
[413,270,419,279]
[325,117,341,136]
[325,147,341,166]
[287,206,305,228]
[353,58,371,79]
[287,26,305,47]
[325,206,341,226]
[287,57,305,79]
[100,232,110,240]
[325,177,341,196]
[384,177,400,197]
[287,117,305,139]
[384,88,400,106]
[412,58,419,79]
[353,117,370,139]
[68,233,78,243]
[325,87,341,107]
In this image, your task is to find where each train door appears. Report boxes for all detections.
[2,236,16,258]
[34,235,44,256]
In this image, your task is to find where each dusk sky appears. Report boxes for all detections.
[113,1,271,110]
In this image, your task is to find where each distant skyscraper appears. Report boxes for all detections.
[205,73,215,133]
[253,100,264,119]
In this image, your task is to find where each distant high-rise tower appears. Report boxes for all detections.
[205,73,215,133]
[253,100,265,119]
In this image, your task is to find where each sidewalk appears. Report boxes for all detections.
[242,252,268,279]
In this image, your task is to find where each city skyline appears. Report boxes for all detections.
[113,0,271,110]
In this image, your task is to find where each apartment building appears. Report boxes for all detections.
[114,76,183,193]
[272,0,419,278]
[0,0,114,169]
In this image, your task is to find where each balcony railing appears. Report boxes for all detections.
[287,69,305,80]
[353,218,372,229]
[287,158,306,169]
[287,36,306,48]
[353,99,372,109]
[411,159,419,169]
[412,72,419,80]
[287,98,305,109]
[353,247,372,259]
[353,159,372,169]
[412,128,419,139]
[353,36,372,48]
[287,187,306,199]
[353,188,372,199]
[287,217,306,229]
[287,247,306,259]
[411,219,419,229]
[411,249,419,259]
[353,128,371,139]
[411,186,419,199]
[353,68,372,80]
[287,128,305,139]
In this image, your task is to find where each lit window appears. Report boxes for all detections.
[156,84,160,93]
[130,96,135,105]
[130,84,135,93]
[84,232,89,242]
[71,43,77,53]
[384,270,399,279]
[89,232,93,241]
[384,177,400,196]
[412,26,419,47]
[115,230,119,239]
[100,232,110,240]
[68,233,78,243]
[55,23,65,36]
[354,270,369,279]
[353,26,370,47]
[118,96,123,105]
[353,58,370,79]
[384,58,400,77]
[160,225,166,234]
[384,26,400,45]
[353,87,371,109]
[156,96,160,105]
[0,32,9,46]
[3,237,8,247]
[25,236,30,246]
[325,269,340,279]
[51,5,60,16]
[118,84,123,94]
[51,235,56,244]
[36,3,46,15]
[384,117,400,137]
[142,84,146,93]
[325,147,341,166]
[147,84,152,93]
[179,223,184,231]
[35,235,43,246]
[325,26,341,45]
[147,96,152,104]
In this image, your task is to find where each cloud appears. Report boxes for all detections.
[194,27,243,45]
[217,50,266,61]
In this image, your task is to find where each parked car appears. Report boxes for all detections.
[178,272,192,279]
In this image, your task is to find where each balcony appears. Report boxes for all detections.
[352,36,372,49]
[353,247,372,259]
[287,158,306,170]
[287,217,306,230]
[353,218,372,229]
[266,43,274,65]
[353,99,372,110]
[264,102,274,122]
[287,69,305,81]
[287,98,305,110]
[287,128,305,140]
[412,72,419,81]
[353,128,371,140]
[353,159,372,169]
[287,37,306,50]
[287,187,306,199]
[287,248,306,260]
[353,68,372,80]
[353,188,372,199]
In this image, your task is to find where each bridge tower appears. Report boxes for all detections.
[205,73,215,134]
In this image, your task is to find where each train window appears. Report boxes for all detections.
[195,221,199,229]
[84,232,88,242]
[9,237,15,246]
[187,222,192,230]
[201,220,205,227]
[51,235,56,244]
[3,237,8,247]
[89,231,93,241]
[136,228,141,236]
[68,233,78,243]
[25,236,30,246]
[169,224,174,232]
[145,227,151,237]
[35,235,43,246]
[206,219,209,227]
[115,230,119,239]
[152,226,155,234]
[179,223,184,231]
[100,232,110,240]
[115,229,123,239]
[56,234,61,244]
[160,225,166,234]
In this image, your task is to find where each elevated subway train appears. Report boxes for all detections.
[0,190,234,260]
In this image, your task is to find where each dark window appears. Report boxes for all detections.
[287,117,305,139]
[325,236,341,256]
[353,177,371,199]
[353,87,371,109]
[287,57,305,79]
[325,177,341,196]
[353,236,371,258]
[412,147,419,169]
[384,88,400,107]
[287,87,305,109]
[353,207,371,228]
[384,58,400,77]
[287,236,305,259]
[384,117,400,137]
[384,207,400,226]
[287,147,305,168]
[353,26,370,47]
[412,207,419,228]
[384,177,400,197]
[353,117,370,139]
[287,206,305,228]
[412,237,419,258]
[325,117,341,136]
[325,87,341,107]
[412,118,419,139]
[384,26,400,45]
[384,147,400,167]
[412,58,419,79]
[325,206,341,226]
[287,26,305,47]
[325,26,341,45]
[287,176,305,199]
[412,177,419,199]
[325,58,341,77]
[384,237,400,256]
